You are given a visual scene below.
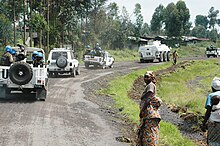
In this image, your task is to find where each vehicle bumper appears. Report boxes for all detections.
[48,68,72,73]
[84,61,103,66]
[140,56,156,60]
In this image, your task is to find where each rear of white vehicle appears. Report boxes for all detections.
[139,45,158,63]
[47,48,80,77]
[84,55,104,67]
[138,41,170,63]
[84,51,114,69]
[0,62,48,100]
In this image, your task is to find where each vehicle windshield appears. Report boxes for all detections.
[52,52,68,59]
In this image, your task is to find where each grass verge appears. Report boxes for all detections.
[100,58,220,145]
[100,62,196,145]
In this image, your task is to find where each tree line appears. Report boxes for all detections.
[0,0,219,54]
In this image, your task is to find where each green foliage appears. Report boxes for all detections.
[208,7,219,29]
[107,49,139,62]
[150,4,165,34]
[191,25,208,38]
[164,3,182,37]
[30,12,48,33]
[0,13,13,45]
[133,3,143,37]
[158,59,220,113]
[160,121,196,146]
[195,15,209,29]
[174,43,206,58]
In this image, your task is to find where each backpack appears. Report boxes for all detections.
[0,53,10,66]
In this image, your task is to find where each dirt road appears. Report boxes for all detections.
[0,61,159,146]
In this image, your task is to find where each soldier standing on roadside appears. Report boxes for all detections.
[172,50,179,65]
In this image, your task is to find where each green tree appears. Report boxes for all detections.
[208,29,218,42]
[191,25,207,38]
[176,0,190,35]
[0,13,13,45]
[164,3,181,37]
[150,4,164,35]
[195,15,209,29]
[141,23,151,36]
[208,7,219,29]
[133,3,143,37]
[29,12,48,47]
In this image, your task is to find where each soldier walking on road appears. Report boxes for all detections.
[172,50,179,65]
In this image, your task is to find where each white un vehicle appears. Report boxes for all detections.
[47,48,80,77]
[138,41,171,63]
[205,45,220,58]
[0,45,48,101]
[84,50,114,69]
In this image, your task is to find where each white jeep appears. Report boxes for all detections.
[84,50,114,69]
[47,48,80,77]
[0,45,48,101]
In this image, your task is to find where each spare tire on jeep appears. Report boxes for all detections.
[9,62,33,85]
[56,56,67,68]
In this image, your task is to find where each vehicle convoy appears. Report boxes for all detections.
[84,49,114,69]
[205,45,220,58]
[47,48,80,77]
[138,40,171,63]
[0,44,48,101]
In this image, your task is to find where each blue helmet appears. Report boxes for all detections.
[33,51,38,55]
[5,45,12,52]
[10,49,17,55]
[36,52,43,58]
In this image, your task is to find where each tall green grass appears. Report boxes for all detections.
[158,59,220,113]
[107,49,139,62]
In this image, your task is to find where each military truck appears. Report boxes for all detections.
[138,41,171,63]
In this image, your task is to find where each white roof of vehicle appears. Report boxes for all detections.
[51,48,73,52]
[12,46,44,52]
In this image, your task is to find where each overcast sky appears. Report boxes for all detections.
[107,0,220,25]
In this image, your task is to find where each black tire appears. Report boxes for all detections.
[159,53,163,62]
[9,62,33,85]
[85,63,89,68]
[56,56,67,68]
[36,88,47,101]
[48,71,53,77]
[140,59,144,63]
[163,52,167,62]
[167,52,170,61]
